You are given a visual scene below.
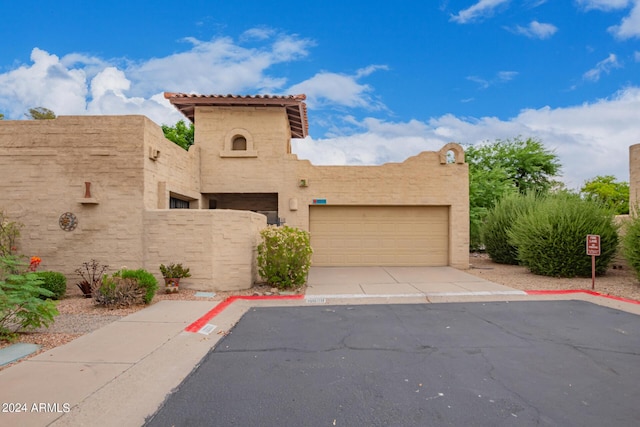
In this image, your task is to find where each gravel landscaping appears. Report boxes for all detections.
[1,255,639,371]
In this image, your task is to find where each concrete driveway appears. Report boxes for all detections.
[306,266,524,297]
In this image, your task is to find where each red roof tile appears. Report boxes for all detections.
[164,93,308,139]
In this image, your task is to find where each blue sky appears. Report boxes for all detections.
[1,0,639,188]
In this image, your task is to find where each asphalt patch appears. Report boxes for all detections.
[145,300,640,426]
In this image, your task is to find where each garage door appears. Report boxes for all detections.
[309,206,449,266]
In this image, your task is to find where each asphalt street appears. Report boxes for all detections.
[145,300,640,426]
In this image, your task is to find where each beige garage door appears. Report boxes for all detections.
[309,206,449,266]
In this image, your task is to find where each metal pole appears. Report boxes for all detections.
[591,255,596,290]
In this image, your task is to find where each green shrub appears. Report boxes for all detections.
[508,193,618,277]
[35,271,67,300]
[93,276,145,307]
[257,225,313,289]
[482,193,538,265]
[622,214,640,281]
[0,257,58,341]
[113,269,157,304]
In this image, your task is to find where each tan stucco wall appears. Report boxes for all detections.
[0,116,148,279]
[143,209,266,291]
[0,116,264,291]
[142,122,201,210]
[630,144,640,212]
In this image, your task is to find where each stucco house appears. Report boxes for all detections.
[0,93,469,291]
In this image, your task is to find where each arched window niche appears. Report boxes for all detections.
[220,128,258,158]
[438,142,465,164]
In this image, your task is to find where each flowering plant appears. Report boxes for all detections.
[28,256,41,272]
[257,225,312,289]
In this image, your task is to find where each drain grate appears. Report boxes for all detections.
[197,324,217,335]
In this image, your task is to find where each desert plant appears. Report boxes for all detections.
[113,269,158,304]
[482,192,538,265]
[0,257,58,341]
[0,211,22,257]
[257,225,313,289]
[75,260,109,298]
[35,271,67,300]
[508,193,619,277]
[93,276,145,307]
[622,213,640,281]
[159,263,191,278]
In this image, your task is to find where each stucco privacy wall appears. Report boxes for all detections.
[143,210,266,291]
[0,116,147,278]
[0,116,263,290]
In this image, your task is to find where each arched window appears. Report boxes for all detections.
[232,135,247,151]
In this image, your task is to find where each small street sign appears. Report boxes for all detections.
[586,234,601,290]
[586,234,601,256]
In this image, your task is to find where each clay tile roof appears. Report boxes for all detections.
[164,93,308,139]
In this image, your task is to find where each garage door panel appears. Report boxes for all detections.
[310,206,449,266]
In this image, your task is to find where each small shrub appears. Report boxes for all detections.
[0,257,58,341]
[35,271,67,300]
[482,193,538,265]
[113,269,157,304]
[257,225,313,289]
[159,263,191,278]
[93,276,145,307]
[622,214,640,281]
[75,260,109,298]
[508,193,619,277]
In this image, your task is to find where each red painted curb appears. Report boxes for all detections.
[526,289,640,305]
[185,295,305,333]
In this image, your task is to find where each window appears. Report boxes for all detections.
[232,136,247,151]
[170,197,190,209]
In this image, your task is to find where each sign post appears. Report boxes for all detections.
[586,235,601,290]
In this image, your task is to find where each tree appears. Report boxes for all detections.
[162,120,194,150]
[25,107,56,120]
[0,113,4,120]
[580,175,629,215]
[466,137,562,250]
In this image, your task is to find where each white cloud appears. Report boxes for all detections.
[450,0,510,24]
[0,31,314,124]
[467,71,518,89]
[609,0,640,39]
[292,86,640,188]
[576,0,630,11]
[288,68,387,110]
[583,53,622,81]
[512,20,558,39]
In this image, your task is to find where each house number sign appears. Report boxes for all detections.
[59,212,78,231]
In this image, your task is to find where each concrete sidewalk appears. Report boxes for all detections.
[1,266,639,427]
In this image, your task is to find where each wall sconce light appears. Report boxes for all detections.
[299,178,309,187]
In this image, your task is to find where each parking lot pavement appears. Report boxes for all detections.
[145,300,640,426]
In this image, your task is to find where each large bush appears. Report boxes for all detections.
[0,257,58,341]
[482,192,538,265]
[622,215,640,281]
[35,271,67,300]
[257,225,313,289]
[508,193,618,277]
[112,269,157,304]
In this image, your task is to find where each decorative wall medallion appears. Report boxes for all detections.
[59,212,78,231]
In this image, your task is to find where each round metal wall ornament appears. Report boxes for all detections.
[59,212,78,231]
